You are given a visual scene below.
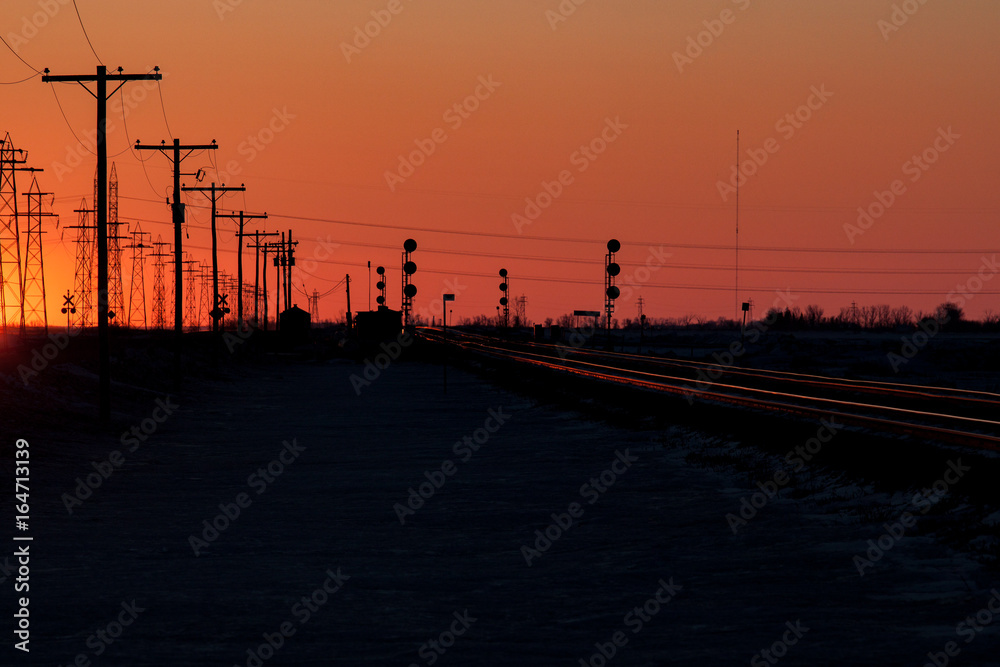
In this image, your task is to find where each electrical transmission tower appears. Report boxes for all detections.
[107,164,126,325]
[23,176,55,331]
[149,236,170,330]
[182,255,198,330]
[67,199,96,329]
[127,224,150,329]
[0,132,27,339]
[308,289,320,322]
[515,295,527,327]
[198,263,212,331]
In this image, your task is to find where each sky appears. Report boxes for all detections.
[2,0,999,327]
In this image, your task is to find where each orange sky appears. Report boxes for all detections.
[2,0,999,326]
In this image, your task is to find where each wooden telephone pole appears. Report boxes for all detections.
[247,231,279,329]
[218,210,267,328]
[181,183,245,332]
[42,66,162,421]
[134,139,217,352]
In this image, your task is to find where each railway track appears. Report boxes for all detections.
[417,327,1000,451]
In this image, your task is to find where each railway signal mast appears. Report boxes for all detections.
[605,239,621,350]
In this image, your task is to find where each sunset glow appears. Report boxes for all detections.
[3,0,999,327]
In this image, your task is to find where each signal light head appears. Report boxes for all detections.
[606,286,620,300]
[499,282,508,292]
[499,297,508,306]
[403,238,417,253]
[607,239,621,253]
[403,261,417,275]
[376,281,385,291]
[499,268,508,277]
[606,262,620,277]
[404,284,417,298]
[376,295,385,305]
[376,266,385,275]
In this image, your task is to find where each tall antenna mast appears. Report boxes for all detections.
[735,129,740,322]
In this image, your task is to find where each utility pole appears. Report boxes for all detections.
[42,66,162,421]
[345,274,352,330]
[272,240,282,329]
[247,231,278,329]
[181,182,245,332]
[283,229,297,311]
[134,138,216,331]
[219,209,266,328]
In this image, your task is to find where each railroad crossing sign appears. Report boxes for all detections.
[61,291,76,315]
[211,293,231,322]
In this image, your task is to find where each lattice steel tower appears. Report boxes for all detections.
[127,224,150,329]
[68,199,96,329]
[107,164,126,325]
[23,176,54,331]
[0,132,26,337]
[149,236,170,330]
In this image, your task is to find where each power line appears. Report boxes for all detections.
[113,196,1000,255]
[0,34,42,74]
[156,78,173,139]
[72,0,103,64]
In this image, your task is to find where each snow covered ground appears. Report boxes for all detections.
[7,356,1000,665]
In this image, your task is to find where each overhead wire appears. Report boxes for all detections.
[72,0,103,64]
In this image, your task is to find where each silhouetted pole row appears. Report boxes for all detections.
[248,231,279,329]
[219,210,267,328]
[134,138,217,370]
[181,183,245,333]
[42,66,162,421]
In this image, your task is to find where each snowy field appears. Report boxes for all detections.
[4,354,1000,665]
